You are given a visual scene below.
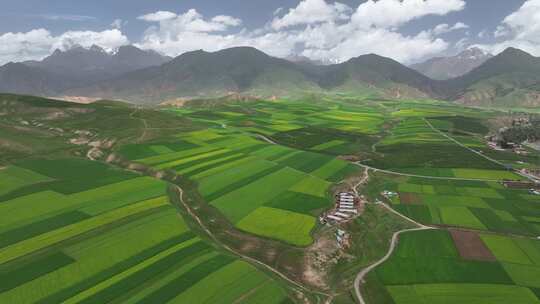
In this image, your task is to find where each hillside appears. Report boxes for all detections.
[0,45,171,96]
[411,48,493,80]
[441,47,540,108]
[67,47,321,103]
[1,46,540,108]
[68,47,436,104]
[27,45,171,83]
[317,54,435,98]
[0,63,71,96]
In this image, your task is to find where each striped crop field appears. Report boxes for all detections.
[123,125,360,246]
[0,158,290,303]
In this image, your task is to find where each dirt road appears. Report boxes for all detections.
[172,185,332,301]
[352,167,370,197]
[353,162,502,182]
[353,225,433,304]
[353,202,434,304]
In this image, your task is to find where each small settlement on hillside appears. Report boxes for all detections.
[320,192,362,225]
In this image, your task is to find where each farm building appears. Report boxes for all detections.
[327,215,343,222]
[335,212,350,218]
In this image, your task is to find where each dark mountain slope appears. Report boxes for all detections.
[2,45,539,108]
[68,48,438,103]
[0,63,71,96]
[317,54,436,98]
[68,47,320,103]
[411,48,493,80]
[24,45,171,85]
[0,45,172,97]
[440,48,540,107]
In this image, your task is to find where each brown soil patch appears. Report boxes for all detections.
[302,230,340,290]
[450,230,495,261]
[159,98,188,107]
[50,96,100,104]
[399,192,422,205]
[339,155,362,162]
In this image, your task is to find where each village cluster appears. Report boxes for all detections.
[320,192,361,225]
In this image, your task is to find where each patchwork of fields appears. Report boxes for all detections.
[121,127,358,246]
[0,159,291,304]
[355,101,540,304]
[363,230,540,304]
[2,95,540,304]
[388,176,540,235]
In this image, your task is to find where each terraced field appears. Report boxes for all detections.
[0,159,291,304]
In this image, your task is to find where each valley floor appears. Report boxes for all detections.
[0,94,539,304]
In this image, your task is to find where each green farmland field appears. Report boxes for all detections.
[237,207,316,246]
[2,94,540,304]
[365,230,540,304]
[0,158,291,304]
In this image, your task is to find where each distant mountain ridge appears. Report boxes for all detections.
[67,47,435,103]
[411,48,493,80]
[0,45,171,96]
[67,47,322,103]
[0,45,539,108]
[441,47,540,107]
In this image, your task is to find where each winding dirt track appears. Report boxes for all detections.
[424,118,539,183]
[172,185,332,301]
[423,118,507,168]
[353,203,434,304]
[352,168,370,197]
[353,226,433,304]
[353,162,502,182]
[128,107,148,143]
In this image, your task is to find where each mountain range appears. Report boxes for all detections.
[0,45,171,96]
[440,47,540,108]
[0,45,539,108]
[411,48,493,80]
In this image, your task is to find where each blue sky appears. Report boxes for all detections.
[0,0,537,65]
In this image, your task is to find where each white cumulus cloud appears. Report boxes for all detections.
[53,29,129,52]
[351,0,465,29]
[432,22,469,35]
[135,0,464,64]
[0,0,469,65]
[137,11,177,22]
[271,0,351,30]
[0,28,129,64]
[475,0,540,56]
[135,9,244,56]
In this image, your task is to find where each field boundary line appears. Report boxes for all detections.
[424,118,540,183]
[423,118,508,167]
[353,162,501,182]
[129,107,149,143]
[353,203,434,304]
[172,185,333,299]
